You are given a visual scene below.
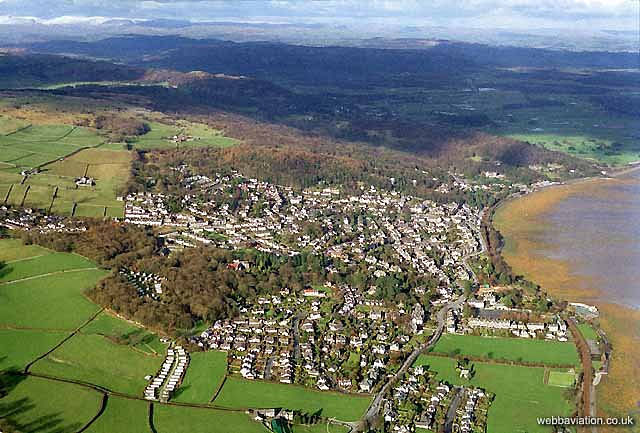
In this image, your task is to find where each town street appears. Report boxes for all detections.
[353,295,467,432]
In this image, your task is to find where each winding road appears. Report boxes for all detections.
[353,295,466,432]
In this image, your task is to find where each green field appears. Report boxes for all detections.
[85,396,150,433]
[0,376,102,433]
[0,119,130,216]
[507,133,640,166]
[131,121,238,150]
[153,404,268,433]
[430,334,580,366]
[0,238,49,261]
[0,252,95,283]
[173,351,227,404]
[31,333,163,395]
[414,355,573,433]
[0,269,106,329]
[214,377,371,422]
[577,323,599,341]
[293,424,351,433]
[0,329,67,370]
[80,311,166,355]
[548,371,576,388]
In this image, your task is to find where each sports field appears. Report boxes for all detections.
[547,371,576,388]
[414,355,573,433]
[430,334,580,366]
[173,350,227,404]
[213,377,371,422]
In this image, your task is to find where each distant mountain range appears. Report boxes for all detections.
[0,18,636,53]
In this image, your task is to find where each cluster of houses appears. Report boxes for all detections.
[454,388,491,433]
[122,169,484,289]
[120,268,165,301]
[0,205,87,233]
[144,345,189,402]
[74,176,96,187]
[384,365,492,433]
[465,316,569,341]
[191,283,422,394]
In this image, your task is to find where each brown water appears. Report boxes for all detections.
[494,170,640,427]
[538,170,640,309]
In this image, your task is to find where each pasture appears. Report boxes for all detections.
[0,376,102,433]
[213,377,371,422]
[0,329,66,370]
[173,350,227,404]
[0,119,130,217]
[85,396,150,433]
[153,405,268,433]
[80,311,166,355]
[414,355,573,433]
[0,238,49,261]
[507,133,640,166]
[0,268,106,329]
[0,252,95,283]
[430,334,580,366]
[31,333,163,395]
[130,121,237,150]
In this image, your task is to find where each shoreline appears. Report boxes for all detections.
[489,169,640,430]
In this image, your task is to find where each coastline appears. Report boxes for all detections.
[490,171,640,431]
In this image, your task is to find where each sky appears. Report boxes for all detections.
[0,0,636,31]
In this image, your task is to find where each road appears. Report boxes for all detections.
[353,295,466,432]
[444,387,465,433]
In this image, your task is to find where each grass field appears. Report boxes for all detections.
[0,376,102,433]
[0,329,67,370]
[131,121,237,150]
[80,311,166,355]
[0,238,49,261]
[85,396,150,433]
[293,424,351,433]
[0,118,129,216]
[0,252,96,283]
[173,351,227,404]
[577,323,599,341]
[153,404,268,433]
[0,269,106,329]
[213,377,371,422]
[548,371,576,388]
[31,333,163,395]
[0,241,106,334]
[430,334,580,366]
[414,355,573,433]
[0,115,28,134]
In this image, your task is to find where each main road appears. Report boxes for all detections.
[353,295,466,432]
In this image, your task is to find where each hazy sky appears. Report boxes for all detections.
[0,0,636,31]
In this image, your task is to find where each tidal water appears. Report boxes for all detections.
[541,170,640,309]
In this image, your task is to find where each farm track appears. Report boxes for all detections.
[0,267,99,286]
